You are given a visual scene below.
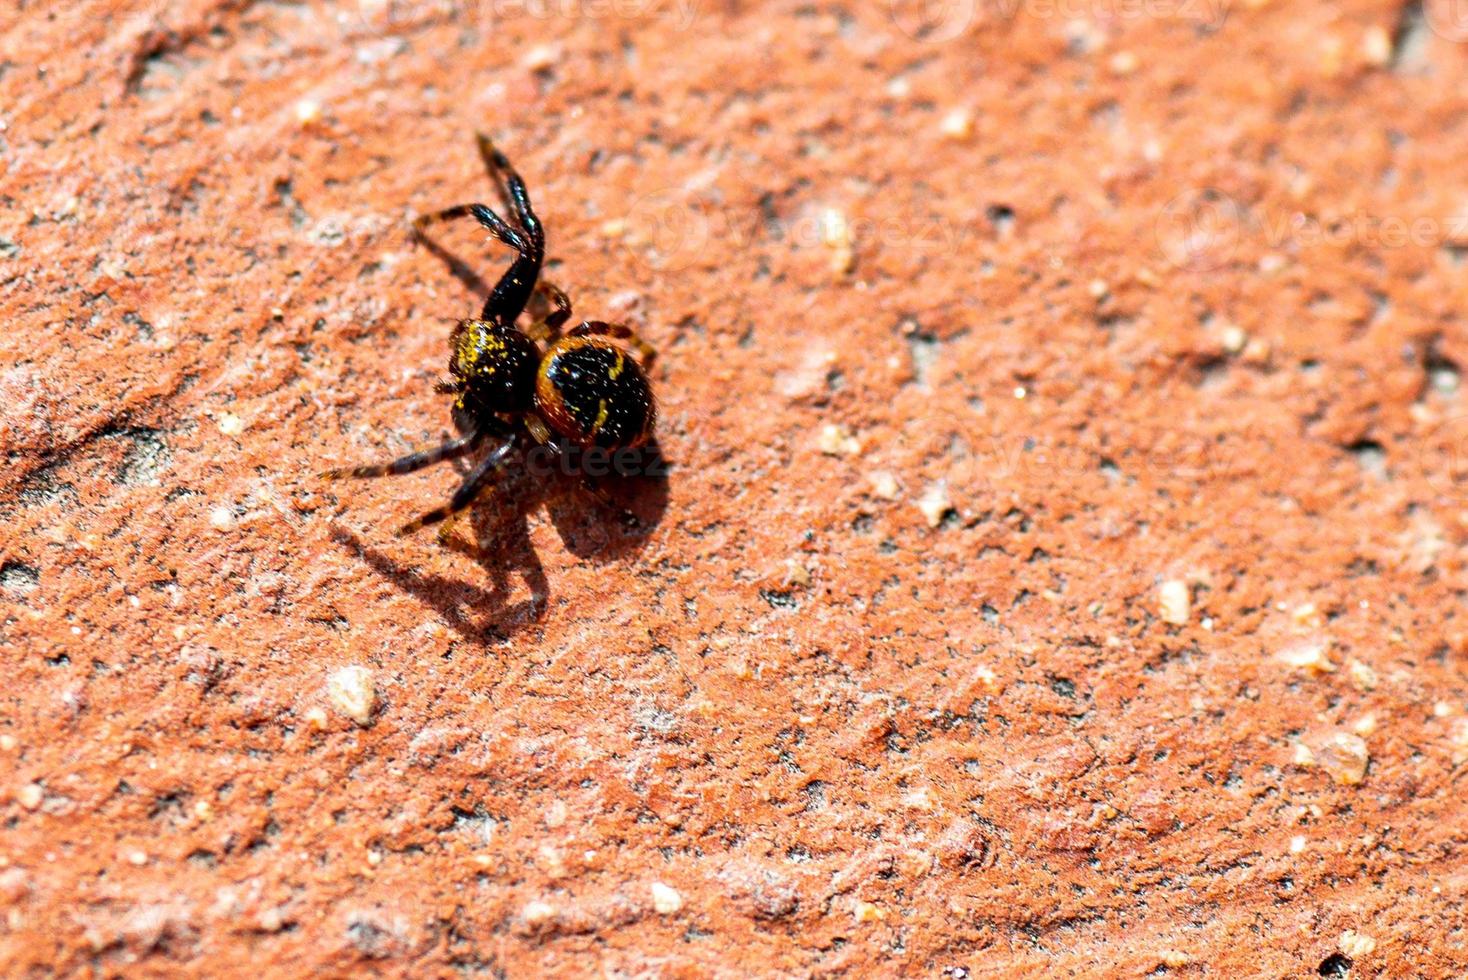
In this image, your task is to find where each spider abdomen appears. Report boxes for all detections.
[536,337,656,450]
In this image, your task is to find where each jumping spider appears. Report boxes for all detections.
[322,135,657,538]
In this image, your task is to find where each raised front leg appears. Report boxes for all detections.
[475,133,543,250]
[412,202,542,326]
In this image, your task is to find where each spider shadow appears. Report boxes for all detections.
[329,439,670,643]
[533,437,672,561]
[340,228,670,640]
[414,231,493,300]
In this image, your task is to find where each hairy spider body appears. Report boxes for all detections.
[450,317,541,417]
[321,135,657,537]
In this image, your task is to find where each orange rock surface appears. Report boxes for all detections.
[4,0,1468,974]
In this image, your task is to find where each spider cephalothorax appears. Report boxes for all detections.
[321,135,657,537]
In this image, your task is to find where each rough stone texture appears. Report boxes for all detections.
[4,0,1468,975]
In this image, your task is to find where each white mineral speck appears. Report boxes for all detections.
[521,43,560,71]
[1278,638,1335,674]
[327,666,376,726]
[1109,51,1139,75]
[1290,602,1321,628]
[868,471,900,500]
[522,900,556,927]
[1316,732,1369,785]
[1339,929,1377,957]
[537,844,566,879]
[1362,26,1392,66]
[820,208,855,276]
[817,424,861,457]
[902,787,933,811]
[650,882,683,914]
[294,99,322,125]
[1346,659,1378,691]
[1221,324,1248,353]
[1158,579,1190,625]
[917,481,952,528]
[940,107,973,140]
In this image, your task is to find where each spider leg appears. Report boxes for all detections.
[474,136,547,326]
[320,432,482,481]
[414,202,541,326]
[523,414,557,449]
[475,133,543,250]
[413,203,524,250]
[568,320,657,368]
[523,284,573,343]
[397,435,519,537]
[535,281,573,330]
